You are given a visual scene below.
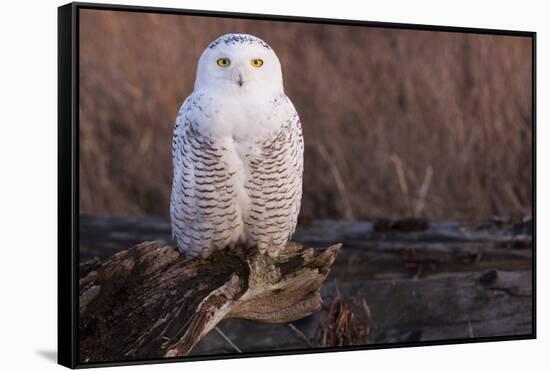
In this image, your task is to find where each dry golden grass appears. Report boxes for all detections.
[79,9,532,222]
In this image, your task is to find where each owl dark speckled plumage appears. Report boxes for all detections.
[170,34,304,258]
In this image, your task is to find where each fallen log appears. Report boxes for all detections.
[189,268,532,355]
[79,241,342,363]
[79,215,532,263]
[78,215,533,357]
[328,269,533,344]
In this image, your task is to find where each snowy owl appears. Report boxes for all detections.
[170,34,304,258]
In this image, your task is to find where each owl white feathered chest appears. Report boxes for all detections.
[170,34,304,258]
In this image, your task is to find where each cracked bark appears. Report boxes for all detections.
[78,241,341,363]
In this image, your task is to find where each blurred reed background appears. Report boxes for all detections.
[79,9,532,222]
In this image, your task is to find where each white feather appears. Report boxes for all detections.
[171,34,304,258]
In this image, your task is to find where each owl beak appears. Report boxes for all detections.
[237,73,244,87]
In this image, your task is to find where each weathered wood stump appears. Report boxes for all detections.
[78,215,532,355]
[79,241,342,363]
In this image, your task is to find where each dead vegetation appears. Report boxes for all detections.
[79,10,533,222]
[316,284,371,347]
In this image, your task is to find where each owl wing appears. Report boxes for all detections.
[245,95,304,256]
[170,95,241,258]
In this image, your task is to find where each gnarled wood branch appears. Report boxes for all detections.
[79,241,341,363]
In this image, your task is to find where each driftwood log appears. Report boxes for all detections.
[79,241,341,363]
[79,215,533,356]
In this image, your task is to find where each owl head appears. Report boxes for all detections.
[194,34,284,94]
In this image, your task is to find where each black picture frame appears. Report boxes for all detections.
[58,2,536,368]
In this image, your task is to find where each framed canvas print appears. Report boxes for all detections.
[58,2,536,368]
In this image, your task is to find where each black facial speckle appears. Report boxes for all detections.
[209,34,271,50]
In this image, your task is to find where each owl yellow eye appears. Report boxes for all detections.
[250,58,264,68]
[216,58,231,67]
